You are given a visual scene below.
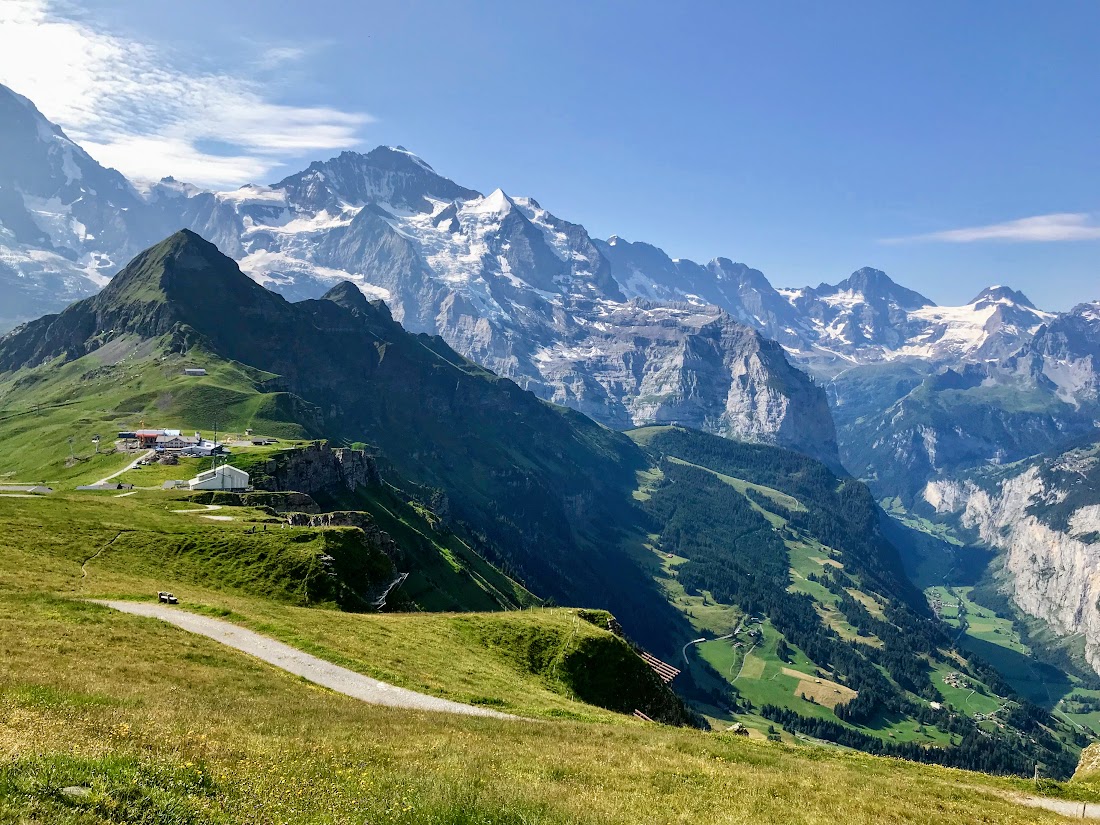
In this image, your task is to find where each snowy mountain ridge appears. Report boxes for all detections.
[0,76,1067,380]
[0,88,838,461]
[600,237,1055,374]
[2,81,1097,470]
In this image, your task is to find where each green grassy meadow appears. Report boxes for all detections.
[0,487,1089,823]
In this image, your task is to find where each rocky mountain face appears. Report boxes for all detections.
[831,296,1100,501]
[601,236,1056,375]
[149,153,835,460]
[1005,302,1100,403]
[923,440,1100,674]
[247,441,383,496]
[0,84,174,330]
[0,85,836,463]
[836,362,1099,499]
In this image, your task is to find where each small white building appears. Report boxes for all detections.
[187,464,250,492]
[183,368,208,377]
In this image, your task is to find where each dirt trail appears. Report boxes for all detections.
[81,533,123,585]
[94,450,154,486]
[1011,794,1100,819]
[91,601,519,720]
[170,504,223,514]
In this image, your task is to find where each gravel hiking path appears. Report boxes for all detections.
[91,601,519,720]
[95,450,154,486]
[1012,794,1100,819]
[171,504,223,513]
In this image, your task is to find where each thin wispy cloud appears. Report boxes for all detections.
[884,213,1100,244]
[0,0,372,188]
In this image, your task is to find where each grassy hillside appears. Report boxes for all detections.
[0,231,683,655]
[0,346,1089,774]
[0,491,678,722]
[0,489,1093,822]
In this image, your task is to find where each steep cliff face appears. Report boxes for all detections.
[924,450,1100,673]
[284,510,405,567]
[245,442,382,497]
[528,301,837,461]
[1074,742,1100,781]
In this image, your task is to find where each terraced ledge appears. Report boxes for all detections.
[90,600,520,720]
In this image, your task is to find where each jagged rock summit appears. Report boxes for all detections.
[0,86,841,463]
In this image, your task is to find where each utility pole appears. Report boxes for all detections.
[67,437,75,461]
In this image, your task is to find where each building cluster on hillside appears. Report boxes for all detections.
[117,428,227,457]
[944,671,971,690]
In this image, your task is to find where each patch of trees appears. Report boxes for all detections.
[641,432,1076,769]
[641,427,924,612]
[645,459,915,724]
[761,705,1077,778]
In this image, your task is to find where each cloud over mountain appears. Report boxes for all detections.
[884,212,1100,244]
[0,0,372,187]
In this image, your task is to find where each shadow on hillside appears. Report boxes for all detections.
[959,635,1074,710]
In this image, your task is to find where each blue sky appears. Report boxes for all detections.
[1,1,1098,308]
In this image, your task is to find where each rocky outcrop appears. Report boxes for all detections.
[285,510,404,568]
[1075,743,1100,781]
[188,490,319,513]
[250,442,381,496]
[526,301,838,462]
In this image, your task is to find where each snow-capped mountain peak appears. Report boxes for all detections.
[467,187,515,216]
[383,145,437,172]
[818,267,933,310]
[271,147,479,214]
[969,285,1038,309]
[0,82,172,329]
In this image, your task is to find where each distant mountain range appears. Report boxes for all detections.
[0,76,1060,376]
[2,79,1099,484]
[6,78,1100,772]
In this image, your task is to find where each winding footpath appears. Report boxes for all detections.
[91,601,517,720]
[94,450,154,486]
